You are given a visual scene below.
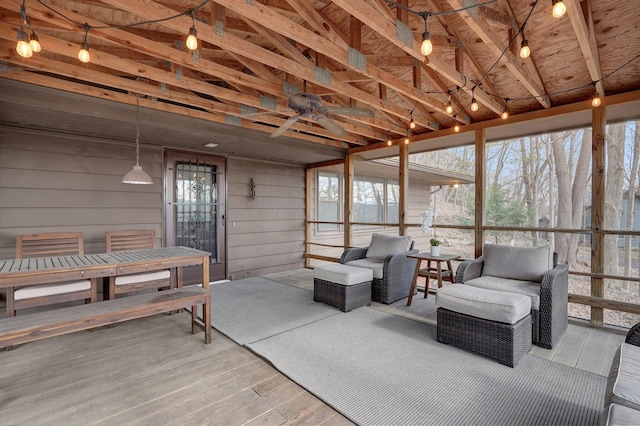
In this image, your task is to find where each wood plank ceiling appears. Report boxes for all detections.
[1,0,639,152]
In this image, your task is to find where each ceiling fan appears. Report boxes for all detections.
[271,93,374,138]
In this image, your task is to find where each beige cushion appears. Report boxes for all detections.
[482,244,553,282]
[607,343,640,411]
[115,270,171,286]
[314,264,373,285]
[464,275,541,310]
[345,258,384,279]
[365,234,411,261]
[15,280,91,300]
[606,403,640,425]
[436,284,531,324]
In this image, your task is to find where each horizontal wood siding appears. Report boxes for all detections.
[0,128,163,258]
[226,157,305,279]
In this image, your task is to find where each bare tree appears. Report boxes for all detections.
[605,123,626,276]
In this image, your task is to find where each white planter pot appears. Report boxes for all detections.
[430,246,440,257]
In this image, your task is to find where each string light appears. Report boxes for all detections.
[470,88,479,112]
[501,99,509,120]
[409,116,416,129]
[552,0,567,18]
[78,24,90,63]
[520,39,531,59]
[592,93,602,107]
[419,13,433,56]
[185,11,198,51]
[16,1,32,58]
[454,124,460,132]
[29,32,41,52]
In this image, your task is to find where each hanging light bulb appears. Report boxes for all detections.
[29,32,41,52]
[16,1,32,58]
[445,100,453,114]
[501,98,509,120]
[520,39,531,59]
[16,28,32,58]
[78,24,90,63]
[454,124,460,132]
[404,137,410,145]
[552,0,567,18]
[470,88,479,112]
[186,11,198,51]
[592,93,602,107]
[386,139,392,146]
[122,97,153,185]
[78,41,90,63]
[420,13,433,56]
[409,116,416,130]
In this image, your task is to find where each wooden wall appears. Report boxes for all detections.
[0,127,307,278]
[0,127,164,258]
[226,157,306,279]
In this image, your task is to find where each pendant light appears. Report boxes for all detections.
[520,38,531,59]
[470,87,479,112]
[122,97,153,185]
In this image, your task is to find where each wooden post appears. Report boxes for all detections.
[344,154,354,250]
[591,105,606,325]
[475,129,486,258]
[305,167,312,268]
[399,140,409,236]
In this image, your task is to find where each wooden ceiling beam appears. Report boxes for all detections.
[329,0,500,117]
[243,20,311,66]
[565,0,604,96]
[214,0,454,126]
[97,0,419,134]
[444,0,551,109]
[283,0,350,51]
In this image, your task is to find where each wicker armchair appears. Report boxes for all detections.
[455,244,568,349]
[626,321,640,346]
[340,234,418,304]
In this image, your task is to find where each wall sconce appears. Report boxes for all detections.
[250,177,256,200]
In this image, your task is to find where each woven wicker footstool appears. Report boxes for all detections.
[313,264,373,312]
[435,284,532,367]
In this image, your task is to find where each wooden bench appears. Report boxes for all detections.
[0,286,212,349]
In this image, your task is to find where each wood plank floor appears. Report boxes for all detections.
[0,268,630,425]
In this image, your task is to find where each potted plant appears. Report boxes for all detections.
[430,238,441,256]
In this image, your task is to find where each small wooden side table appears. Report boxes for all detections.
[406,252,461,306]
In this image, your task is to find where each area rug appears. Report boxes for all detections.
[211,278,606,425]
[210,276,339,344]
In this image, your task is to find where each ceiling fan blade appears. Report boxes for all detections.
[270,115,301,137]
[315,115,348,137]
[321,106,374,117]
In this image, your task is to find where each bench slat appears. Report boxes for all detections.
[0,287,212,348]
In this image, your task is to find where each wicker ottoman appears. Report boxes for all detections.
[313,264,373,312]
[435,284,532,367]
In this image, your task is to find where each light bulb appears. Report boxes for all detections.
[445,102,453,114]
[454,124,460,132]
[520,40,530,59]
[552,0,567,18]
[29,33,41,53]
[387,139,392,146]
[78,41,90,63]
[409,118,416,129]
[421,31,432,56]
[404,137,409,145]
[186,26,198,50]
[592,95,601,107]
[501,110,509,120]
[470,98,479,112]
[16,29,32,58]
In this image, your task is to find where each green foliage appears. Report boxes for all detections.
[430,238,441,246]
[486,185,529,226]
